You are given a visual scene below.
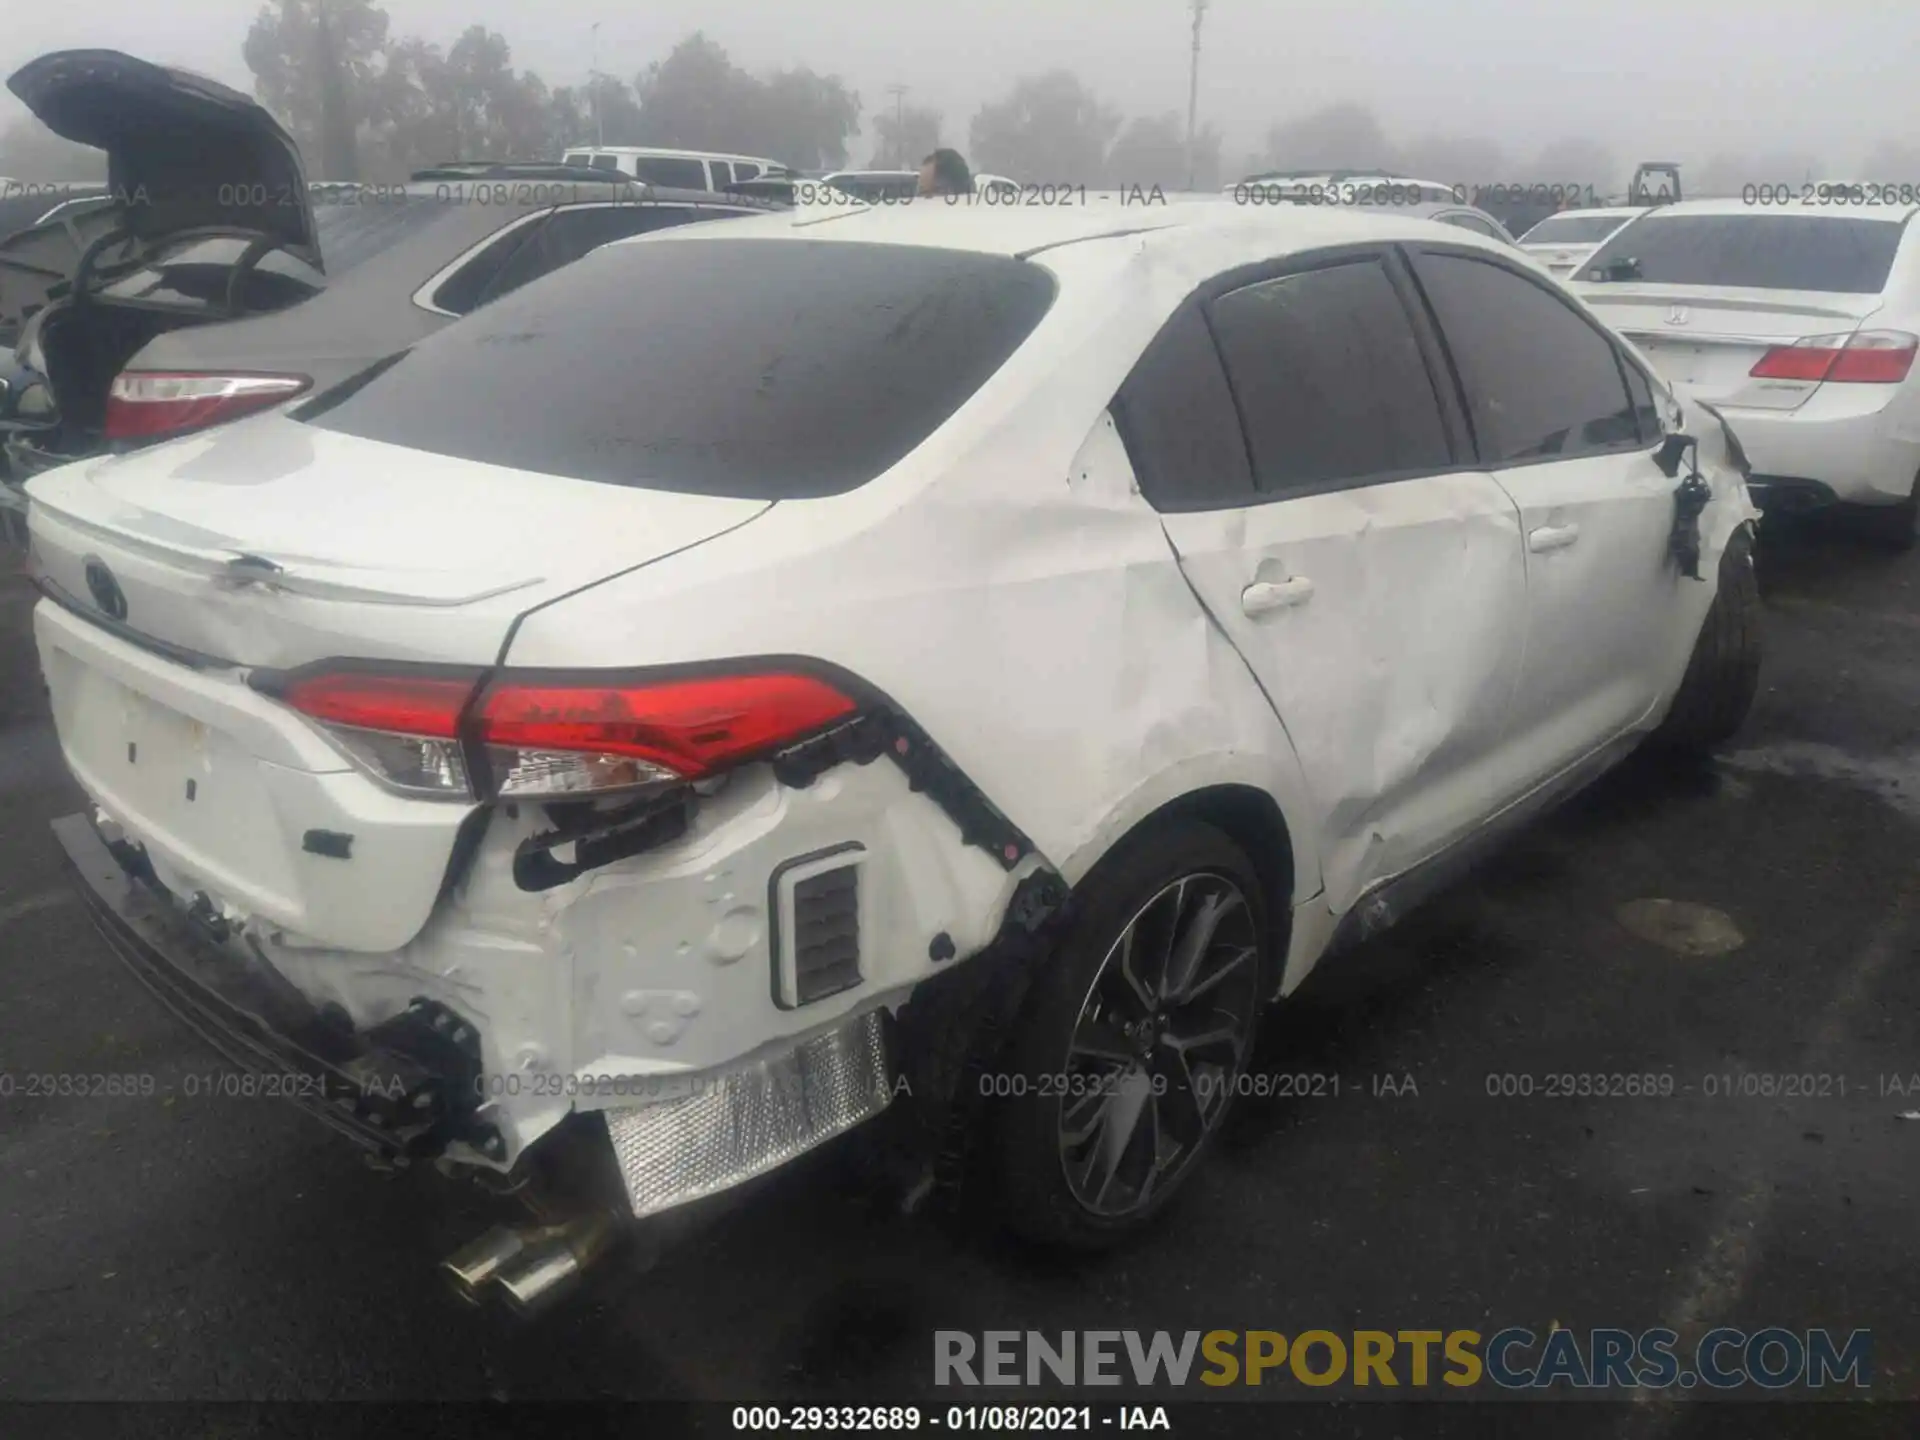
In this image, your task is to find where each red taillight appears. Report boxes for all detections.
[476,673,859,786]
[273,666,859,798]
[105,371,311,440]
[1749,330,1918,385]
[280,671,479,738]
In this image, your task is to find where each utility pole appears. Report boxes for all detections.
[1185,0,1209,189]
[885,84,909,165]
[591,23,604,147]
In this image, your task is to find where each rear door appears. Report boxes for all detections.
[1135,248,1532,916]
[1408,246,1683,768]
[1574,212,1907,410]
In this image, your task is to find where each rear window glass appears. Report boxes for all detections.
[1582,215,1905,293]
[1523,214,1631,244]
[303,238,1057,498]
[313,199,461,275]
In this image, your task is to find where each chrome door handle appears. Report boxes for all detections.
[1241,577,1315,616]
[1528,522,1581,553]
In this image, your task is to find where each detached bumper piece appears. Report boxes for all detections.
[604,1008,892,1218]
[50,811,500,1162]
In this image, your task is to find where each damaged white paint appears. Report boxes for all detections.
[25,201,1760,1203]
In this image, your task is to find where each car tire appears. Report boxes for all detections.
[983,819,1272,1250]
[1651,525,1761,756]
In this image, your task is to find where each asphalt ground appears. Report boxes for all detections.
[1,516,1917,1437]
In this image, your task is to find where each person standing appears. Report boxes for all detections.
[918,148,974,198]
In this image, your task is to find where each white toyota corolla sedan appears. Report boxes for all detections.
[25,200,1760,1309]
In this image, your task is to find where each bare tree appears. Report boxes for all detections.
[1252,103,1397,173]
[969,71,1121,184]
[871,104,943,170]
[1106,113,1221,191]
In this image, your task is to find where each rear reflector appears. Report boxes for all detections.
[272,666,860,799]
[1749,330,1918,385]
[106,372,311,441]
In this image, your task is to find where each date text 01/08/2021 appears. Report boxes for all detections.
[730,1406,1172,1432]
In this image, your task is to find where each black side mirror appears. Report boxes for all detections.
[1654,432,1694,479]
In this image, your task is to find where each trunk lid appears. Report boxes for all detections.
[1577,284,1884,410]
[9,50,318,266]
[24,412,774,668]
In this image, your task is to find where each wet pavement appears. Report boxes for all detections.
[0,517,1916,1434]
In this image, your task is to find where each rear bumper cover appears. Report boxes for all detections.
[50,810,501,1162]
[1716,404,1920,507]
[52,807,906,1214]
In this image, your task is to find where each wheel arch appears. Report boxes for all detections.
[1056,772,1309,981]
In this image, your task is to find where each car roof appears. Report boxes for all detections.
[626,195,1518,262]
[1625,198,1920,222]
[1528,206,1645,222]
[560,145,777,162]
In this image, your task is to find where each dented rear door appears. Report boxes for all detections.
[1118,250,1531,917]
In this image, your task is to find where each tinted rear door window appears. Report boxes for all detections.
[1580,215,1904,293]
[1206,257,1451,494]
[631,157,708,188]
[1413,252,1638,463]
[1111,304,1255,512]
[305,238,1056,498]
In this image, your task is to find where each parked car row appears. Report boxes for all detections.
[0,55,774,498]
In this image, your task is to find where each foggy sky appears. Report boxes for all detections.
[2,0,1915,172]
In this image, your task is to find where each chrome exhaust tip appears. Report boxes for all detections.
[440,1226,529,1306]
[455,1212,618,1317]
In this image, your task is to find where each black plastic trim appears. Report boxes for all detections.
[246,652,1046,875]
[32,570,236,671]
[766,841,866,1011]
[48,812,497,1161]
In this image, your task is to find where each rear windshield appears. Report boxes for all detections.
[313,199,462,275]
[302,238,1058,498]
[1581,214,1906,293]
[1523,214,1631,244]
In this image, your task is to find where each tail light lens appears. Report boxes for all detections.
[106,372,311,441]
[273,666,859,800]
[1749,330,1918,385]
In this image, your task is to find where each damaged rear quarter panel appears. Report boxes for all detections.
[498,231,1323,949]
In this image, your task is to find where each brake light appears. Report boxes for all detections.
[273,666,859,799]
[105,371,311,441]
[1749,330,1918,385]
[279,670,481,798]
[476,673,859,795]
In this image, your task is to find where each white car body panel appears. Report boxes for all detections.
[26,200,1756,1192]
[25,422,772,666]
[1518,207,1643,278]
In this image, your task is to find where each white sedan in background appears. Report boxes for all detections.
[1576,198,1920,547]
[28,201,1757,1314]
[1518,207,1643,276]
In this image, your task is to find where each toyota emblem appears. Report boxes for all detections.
[83,555,128,622]
[1664,305,1690,326]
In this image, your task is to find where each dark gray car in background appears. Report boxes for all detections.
[0,49,770,510]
